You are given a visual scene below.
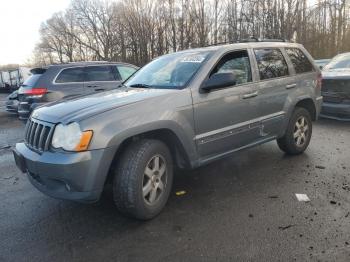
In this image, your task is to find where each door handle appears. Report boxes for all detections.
[87,85,100,88]
[242,91,258,99]
[286,83,297,89]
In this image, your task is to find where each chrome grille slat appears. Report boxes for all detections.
[29,123,37,145]
[24,121,31,141]
[26,121,33,142]
[25,118,54,153]
[38,126,48,151]
[44,127,54,151]
[33,124,43,149]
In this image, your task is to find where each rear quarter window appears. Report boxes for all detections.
[117,65,137,81]
[254,48,289,80]
[285,48,314,74]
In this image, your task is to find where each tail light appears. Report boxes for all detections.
[316,73,322,89]
[24,88,47,96]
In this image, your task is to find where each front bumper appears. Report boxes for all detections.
[320,101,350,121]
[13,143,116,202]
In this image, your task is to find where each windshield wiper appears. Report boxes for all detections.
[129,83,152,88]
[117,83,127,88]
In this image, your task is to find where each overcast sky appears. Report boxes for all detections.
[0,0,71,65]
[0,0,318,65]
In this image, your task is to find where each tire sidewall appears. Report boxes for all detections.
[286,108,313,153]
[120,140,174,219]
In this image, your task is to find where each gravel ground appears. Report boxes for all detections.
[0,93,350,262]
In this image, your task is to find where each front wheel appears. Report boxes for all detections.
[113,139,173,220]
[277,107,313,155]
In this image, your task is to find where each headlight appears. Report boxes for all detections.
[51,122,93,151]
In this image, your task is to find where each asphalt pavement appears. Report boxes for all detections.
[0,93,350,262]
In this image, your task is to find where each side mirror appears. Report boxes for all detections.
[200,72,236,93]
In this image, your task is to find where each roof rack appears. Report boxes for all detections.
[238,37,288,43]
[205,37,289,47]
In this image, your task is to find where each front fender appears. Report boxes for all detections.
[80,101,198,166]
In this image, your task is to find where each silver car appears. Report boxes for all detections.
[13,41,323,220]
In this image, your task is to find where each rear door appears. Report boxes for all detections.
[84,65,119,92]
[285,47,317,95]
[251,48,294,137]
[52,67,86,98]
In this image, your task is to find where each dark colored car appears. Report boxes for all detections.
[5,90,19,114]
[17,62,138,120]
[320,53,350,121]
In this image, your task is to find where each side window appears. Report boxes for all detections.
[285,48,314,74]
[55,67,85,83]
[85,66,115,82]
[211,50,252,85]
[117,65,137,81]
[254,48,289,80]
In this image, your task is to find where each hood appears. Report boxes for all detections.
[32,87,177,123]
[322,68,350,79]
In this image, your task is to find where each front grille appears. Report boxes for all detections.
[322,79,350,94]
[323,95,343,103]
[25,118,54,152]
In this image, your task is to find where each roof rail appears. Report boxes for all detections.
[238,37,288,43]
[204,37,289,47]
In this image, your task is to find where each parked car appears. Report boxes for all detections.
[13,41,322,220]
[17,62,138,120]
[315,59,331,70]
[320,52,350,121]
[5,90,19,114]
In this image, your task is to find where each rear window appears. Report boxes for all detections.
[21,74,42,88]
[85,66,115,82]
[285,48,314,74]
[55,67,85,83]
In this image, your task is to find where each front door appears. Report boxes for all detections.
[192,50,260,160]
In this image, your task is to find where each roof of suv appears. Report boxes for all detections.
[172,41,303,54]
[47,61,138,69]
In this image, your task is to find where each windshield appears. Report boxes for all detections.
[324,53,350,70]
[125,51,213,89]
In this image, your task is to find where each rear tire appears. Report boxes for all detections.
[113,139,173,220]
[277,107,312,155]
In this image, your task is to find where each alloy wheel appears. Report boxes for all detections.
[142,154,167,205]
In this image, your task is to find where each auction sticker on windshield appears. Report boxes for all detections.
[181,54,206,63]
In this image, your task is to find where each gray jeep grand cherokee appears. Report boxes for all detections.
[13,41,323,220]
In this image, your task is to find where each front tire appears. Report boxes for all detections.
[113,139,173,220]
[277,107,313,155]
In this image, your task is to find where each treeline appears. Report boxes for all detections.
[33,0,350,66]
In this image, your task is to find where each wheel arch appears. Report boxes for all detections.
[104,128,194,185]
[294,98,317,121]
